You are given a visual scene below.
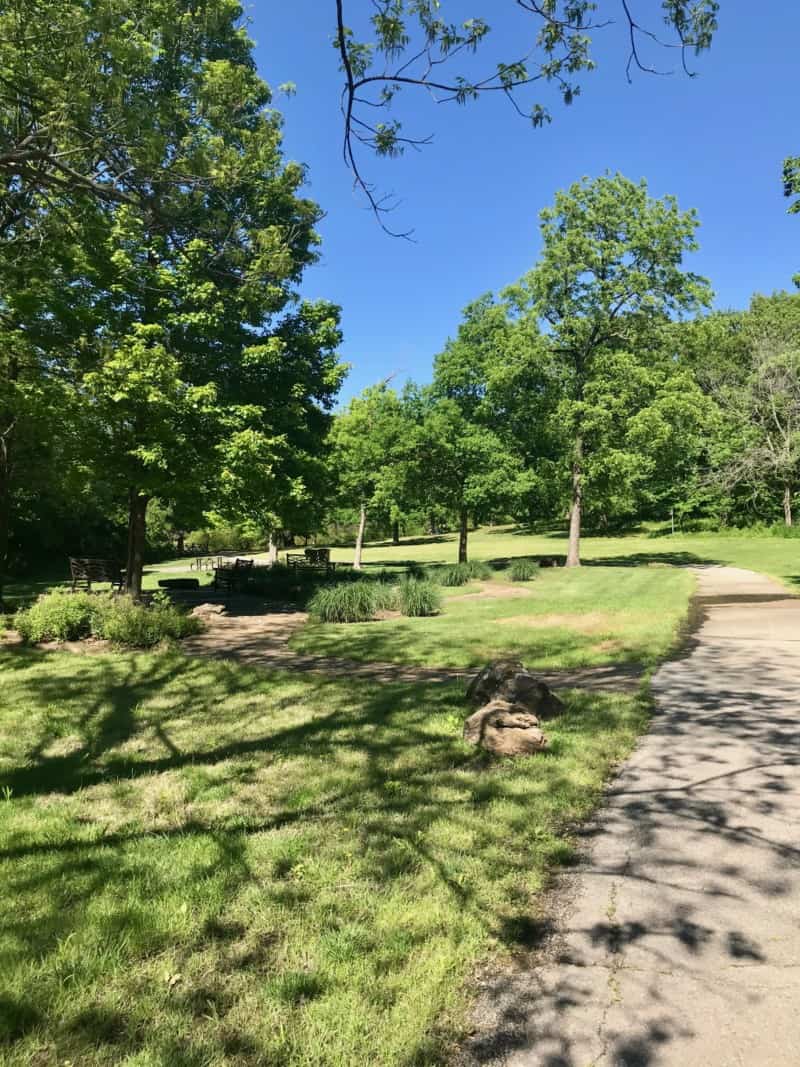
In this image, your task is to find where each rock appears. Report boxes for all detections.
[466,660,564,719]
[190,603,226,618]
[463,699,549,756]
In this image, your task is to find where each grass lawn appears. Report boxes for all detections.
[0,647,648,1066]
[291,565,696,670]
[322,525,800,589]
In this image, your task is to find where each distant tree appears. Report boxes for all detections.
[406,392,533,562]
[704,295,800,526]
[507,173,711,565]
[329,383,407,568]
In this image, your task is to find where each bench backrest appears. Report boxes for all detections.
[69,557,122,582]
[304,548,330,564]
[234,558,254,570]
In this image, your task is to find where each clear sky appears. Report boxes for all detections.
[250,2,800,401]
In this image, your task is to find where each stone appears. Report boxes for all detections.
[463,699,549,756]
[466,660,565,719]
[190,603,226,618]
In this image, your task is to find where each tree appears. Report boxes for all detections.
[333,1,719,231]
[405,390,532,562]
[702,294,800,526]
[1,3,718,240]
[507,173,711,565]
[328,383,407,569]
[0,1,345,597]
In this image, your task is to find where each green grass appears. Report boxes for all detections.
[0,646,648,1066]
[319,524,800,590]
[291,565,695,670]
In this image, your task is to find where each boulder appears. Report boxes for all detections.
[190,602,226,618]
[466,660,564,719]
[463,699,549,756]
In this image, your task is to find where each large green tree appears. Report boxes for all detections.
[507,173,711,565]
[1,1,346,597]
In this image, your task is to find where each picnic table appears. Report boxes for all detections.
[191,555,221,571]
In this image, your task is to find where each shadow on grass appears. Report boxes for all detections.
[582,551,724,568]
[0,645,643,1064]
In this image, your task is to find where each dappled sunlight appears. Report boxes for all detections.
[0,646,647,1065]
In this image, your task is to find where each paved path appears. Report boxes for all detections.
[462,566,800,1067]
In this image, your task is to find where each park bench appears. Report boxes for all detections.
[286,548,336,573]
[213,557,254,594]
[69,557,124,592]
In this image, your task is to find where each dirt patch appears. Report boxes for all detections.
[459,581,535,601]
[497,611,616,635]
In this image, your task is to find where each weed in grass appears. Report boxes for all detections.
[509,558,540,582]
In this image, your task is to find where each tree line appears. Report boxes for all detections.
[332,175,800,566]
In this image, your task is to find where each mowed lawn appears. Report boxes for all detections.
[322,525,800,589]
[0,648,648,1066]
[291,565,696,669]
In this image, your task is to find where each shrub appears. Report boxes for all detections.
[14,589,202,648]
[397,579,441,617]
[509,558,540,582]
[100,595,203,648]
[14,589,106,643]
[307,581,396,623]
[405,562,427,580]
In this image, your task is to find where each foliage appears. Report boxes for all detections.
[14,589,105,643]
[436,560,493,586]
[396,578,441,617]
[99,595,203,648]
[307,580,395,623]
[14,589,201,647]
[509,558,540,582]
[332,1,718,230]
[507,172,712,564]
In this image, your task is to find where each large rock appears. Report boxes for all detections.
[190,602,226,618]
[466,660,564,719]
[463,699,549,756]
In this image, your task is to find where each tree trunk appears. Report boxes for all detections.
[392,519,400,545]
[176,531,185,555]
[353,504,367,570]
[125,491,149,598]
[267,532,278,566]
[428,513,438,536]
[784,484,793,527]
[566,436,583,568]
[458,506,468,563]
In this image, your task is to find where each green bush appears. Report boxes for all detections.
[100,595,203,648]
[509,558,540,582]
[397,579,441,617]
[14,589,106,642]
[436,560,493,586]
[15,590,202,648]
[307,581,395,623]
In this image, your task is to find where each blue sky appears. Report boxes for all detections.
[251,2,800,401]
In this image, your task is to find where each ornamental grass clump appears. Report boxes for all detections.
[509,558,540,582]
[308,581,395,623]
[437,560,493,586]
[397,579,441,617]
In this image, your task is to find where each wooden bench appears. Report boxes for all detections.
[287,549,336,573]
[69,557,125,592]
[213,557,254,594]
